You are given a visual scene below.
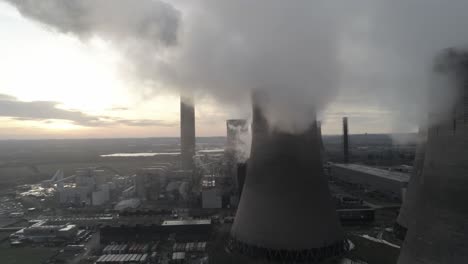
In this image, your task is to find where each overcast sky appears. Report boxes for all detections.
[1,0,464,139]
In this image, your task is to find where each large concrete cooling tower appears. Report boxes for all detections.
[395,128,427,239]
[398,48,468,263]
[229,94,346,263]
[180,95,195,170]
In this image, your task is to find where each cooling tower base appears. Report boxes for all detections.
[227,237,349,263]
[393,222,407,240]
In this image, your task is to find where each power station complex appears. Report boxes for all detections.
[5,49,468,264]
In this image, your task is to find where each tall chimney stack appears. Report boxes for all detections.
[343,117,349,163]
[229,92,346,263]
[398,48,468,263]
[180,95,195,170]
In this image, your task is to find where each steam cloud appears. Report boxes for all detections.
[5,0,179,45]
[227,121,251,163]
[5,0,468,132]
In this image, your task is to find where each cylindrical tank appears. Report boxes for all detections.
[229,93,346,263]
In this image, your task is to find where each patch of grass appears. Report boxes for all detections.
[347,234,400,264]
[0,244,59,264]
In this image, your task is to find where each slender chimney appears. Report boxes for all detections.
[398,48,468,263]
[229,92,346,263]
[180,95,195,170]
[343,117,349,163]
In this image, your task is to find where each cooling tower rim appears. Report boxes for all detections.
[227,236,350,263]
[227,119,248,122]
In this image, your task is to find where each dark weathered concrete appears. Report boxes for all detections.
[398,48,468,263]
[395,129,426,238]
[231,95,344,253]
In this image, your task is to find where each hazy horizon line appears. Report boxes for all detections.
[0,132,418,141]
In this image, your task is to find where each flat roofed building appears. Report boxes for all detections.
[330,163,409,201]
[162,219,211,226]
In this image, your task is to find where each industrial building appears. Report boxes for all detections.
[40,215,116,228]
[161,219,212,241]
[100,219,212,244]
[10,220,78,244]
[92,183,111,206]
[96,254,148,264]
[201,187,222,209]
[397,48,468,263]
[135,164,170,201]
[330,163,410,201]
[114,198,141,211]
[229,93,346,263]
[58,168,112,206]
[201,175,222,209]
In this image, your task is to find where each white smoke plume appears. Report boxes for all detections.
[4,0,468,133]
[226,121,251,163]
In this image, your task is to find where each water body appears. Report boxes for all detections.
[101,148,225,157]
[100,152,180,157]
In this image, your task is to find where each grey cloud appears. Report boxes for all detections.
[337,0,468,131]
[6,0,468,134]
[0,94,18,101]
[0,94,174,128]
[109,106,129,111]
[113,119,176,127]
[4,0,357,132]
[0,95,101,126]
[4,0,180,47]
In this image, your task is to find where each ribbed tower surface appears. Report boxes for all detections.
[230,95,346,263]
[398,48,468,263]
[395,129,426,238]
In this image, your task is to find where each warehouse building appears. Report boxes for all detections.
[330,163,410,201]
[100,219,212,244]
[10,220,78,244]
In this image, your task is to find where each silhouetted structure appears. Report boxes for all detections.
[317,121,327,163]
[229,93,346,263]
[180,95,195,170]
[236,162,247,195]
[398,48,468,263]
[343,117,349,163]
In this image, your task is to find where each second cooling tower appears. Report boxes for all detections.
[395,128,427,239]
[398,48,468,263]
[229,95,346,263]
